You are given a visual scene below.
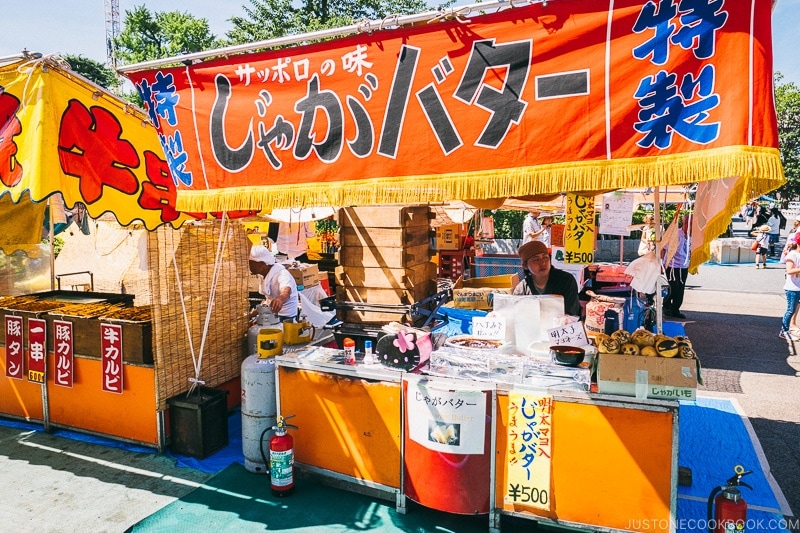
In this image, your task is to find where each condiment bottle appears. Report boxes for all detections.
[343,337,356,365]
[363,340,374,364]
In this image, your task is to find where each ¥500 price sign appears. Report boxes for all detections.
[504,391,553,512]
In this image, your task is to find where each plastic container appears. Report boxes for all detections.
[343,337,356,365]
[363,340,374,364]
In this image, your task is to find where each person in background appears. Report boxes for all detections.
[743,200,758,230]
[248,245,299,320]
[276,221,316,262]
[537,215,554,248]
[767,207,784,257]
[752,205,770,232]
[751,224,771,269]
[513,240,581,317]
[662,216,691,319]
[780,241,800,341]
[781,216,800,261]
[638,214,657,256]
[522,209,545,245]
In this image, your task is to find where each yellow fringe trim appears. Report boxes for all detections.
[688,176,752,274]
[175,145,785,218]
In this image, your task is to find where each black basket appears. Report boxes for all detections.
[167,386,229,459]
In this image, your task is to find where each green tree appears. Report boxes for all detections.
[226,0,448,44]
[62,54,119,92]
[114,6,219,65]
[775,73,800,200]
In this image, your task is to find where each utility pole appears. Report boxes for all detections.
[104,0,120,71]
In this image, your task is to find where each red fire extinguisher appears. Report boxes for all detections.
[707,465,753,533]
[269,415,298,497]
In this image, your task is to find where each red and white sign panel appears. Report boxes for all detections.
[4,315,23,380]
[100,323,123,394]
[53,320,74,388]
[27,318,46,383]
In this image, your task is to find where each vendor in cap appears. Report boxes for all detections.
[513,240,581,317]
[249,245,299,319]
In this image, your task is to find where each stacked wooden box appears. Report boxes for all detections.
[336,206,437,324]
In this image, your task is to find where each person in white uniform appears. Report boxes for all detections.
[248,245,299,321]
[276,221,316,261]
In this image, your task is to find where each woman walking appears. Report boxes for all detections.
[780,241,800,341]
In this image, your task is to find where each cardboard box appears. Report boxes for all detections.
[434,224,464,251]
[287,263,319,288]
[452,287,512,310]
[451,274,518,310]
[597,352,698,401]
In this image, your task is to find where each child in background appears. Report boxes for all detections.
[751,224,771,269]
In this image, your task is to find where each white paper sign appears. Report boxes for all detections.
[547,322,588,347]
[505,391,553,512]
[408,383,486,455]
[599,192,634,236]
[472,316,506,339]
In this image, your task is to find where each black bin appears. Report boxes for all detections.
[167,386,229,458]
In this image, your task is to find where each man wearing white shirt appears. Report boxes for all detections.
[249,245,299,321]
[521,209,544,244]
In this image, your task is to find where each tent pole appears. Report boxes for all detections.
[48,197,55,290]
[654,187,663,335]
[119,0,544,73]
[619,236,624,266]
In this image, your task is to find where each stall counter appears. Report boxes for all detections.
[273,348,679,532]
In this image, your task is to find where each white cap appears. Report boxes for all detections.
[249,245,275,265]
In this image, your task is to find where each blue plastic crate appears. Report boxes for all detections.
[473,256,521,278]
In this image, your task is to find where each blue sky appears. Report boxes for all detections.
[1,0,798,85]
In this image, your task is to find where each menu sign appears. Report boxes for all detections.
[101,323,123,394]
[53,320,74,388]
[5,316,23,380]
[27,318,46,383]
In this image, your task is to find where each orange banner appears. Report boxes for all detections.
[124,0,782,213]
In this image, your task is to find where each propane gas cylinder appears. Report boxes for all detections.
[240,355,277,474]
[247,304,281,355]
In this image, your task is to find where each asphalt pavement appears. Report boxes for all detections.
[1,219,799,532]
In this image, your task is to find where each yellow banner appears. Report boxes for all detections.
[564,193,595,264]
[505,390,553,512]
[0,57,201,230]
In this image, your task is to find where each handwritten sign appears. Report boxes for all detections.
[599,192,634,236]
[472,316,506,340]
[547,322,588,347]
[564,193,595,264]
[505,391,553,512]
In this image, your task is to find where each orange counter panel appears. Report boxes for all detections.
[278,366,402,488]
[495,394,675,532]
[0,350,45,421]
[1,347,159,446]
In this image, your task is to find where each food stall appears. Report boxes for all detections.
[115,0,783,529]
[0,56,251,449]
